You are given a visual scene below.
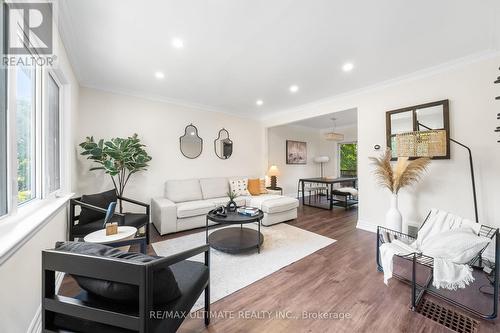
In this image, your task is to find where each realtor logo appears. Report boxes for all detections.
[4,2,53,55]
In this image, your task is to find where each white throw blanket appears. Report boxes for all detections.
[336,187,358,197]
[379,209,489,290]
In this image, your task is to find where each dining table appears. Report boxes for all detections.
[298,177,357,210]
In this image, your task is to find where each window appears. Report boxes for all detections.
[2,62,64,217]
[45,74,61,194]
[16,65,37,204]
[339,142,357,177]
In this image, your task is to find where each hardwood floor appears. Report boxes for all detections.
[60,202,500,333]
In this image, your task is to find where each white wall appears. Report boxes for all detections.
[0,28,80,332]
[267,125,337,196]
[0,208,66,333]
[264,54,500,244]
[76,87,266,205]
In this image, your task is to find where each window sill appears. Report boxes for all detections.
[0,193,73,265]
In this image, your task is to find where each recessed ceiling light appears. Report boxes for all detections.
[289,85,299,93]
[342,62,354,72]
[172,38,184,49]
[256,99,264,106]
[154,71,165,79]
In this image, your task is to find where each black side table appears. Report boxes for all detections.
[266,186,283,195]
[206,209,264,253]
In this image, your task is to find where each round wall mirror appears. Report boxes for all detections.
[214,128,233,159]
[180,124,203,159]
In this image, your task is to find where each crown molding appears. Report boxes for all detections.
[261,50,500,123]
[80,83,259,122]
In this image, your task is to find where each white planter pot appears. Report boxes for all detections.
[385,193,402,232]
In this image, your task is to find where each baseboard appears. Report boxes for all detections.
[27,272,65,333]
[356,219,377,233]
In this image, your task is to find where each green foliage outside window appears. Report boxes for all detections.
[340,143,357,176]
[17,99,33,203]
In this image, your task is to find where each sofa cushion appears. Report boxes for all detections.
[259,178,268,194]
[177,200,214,218]
[249,195,299,214]
[165,179,202,203]
[209,196,246,207]
[200,177,229,199]
[73,213,148,236]
[229,178,250,196]
[79,189,117,225]
[247,179,261,196]
[54,241,181,305]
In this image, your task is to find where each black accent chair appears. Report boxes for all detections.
[69,189,150,244]
[42,243,210,332]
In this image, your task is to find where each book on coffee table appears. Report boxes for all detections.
[237,206,259,216]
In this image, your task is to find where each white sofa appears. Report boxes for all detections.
[151,177,299,235]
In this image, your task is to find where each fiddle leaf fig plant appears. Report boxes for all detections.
[79,133,152,212]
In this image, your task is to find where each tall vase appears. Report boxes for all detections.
[385,193,402,232]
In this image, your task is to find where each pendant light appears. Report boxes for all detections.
[324,118,345,141]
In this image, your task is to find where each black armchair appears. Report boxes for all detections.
[69,189,150,244]
[42,243,210,332]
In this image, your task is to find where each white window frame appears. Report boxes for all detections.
[1,54,67,221]
[42,69,63,198]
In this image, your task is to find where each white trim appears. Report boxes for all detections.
[261,49,500,124]
[80,83,257,121]
[356,219,377,233]
[0,193,72,265]
[27,271,64,333]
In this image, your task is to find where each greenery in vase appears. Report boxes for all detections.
[226,190,237,201]
[79,133,152,212]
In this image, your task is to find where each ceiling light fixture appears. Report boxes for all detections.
[154,71,165,79]
[342,62,354,72]
[324,118,345,141]
[256,99,264,106]
[289,85,299,93]
[172,38,184,49]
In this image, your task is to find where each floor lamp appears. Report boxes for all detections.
[396,124,478,223]
[314,156,330,178]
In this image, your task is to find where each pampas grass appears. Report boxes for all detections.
[370,149,430,194]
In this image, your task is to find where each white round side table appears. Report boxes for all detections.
[84,226,137,247]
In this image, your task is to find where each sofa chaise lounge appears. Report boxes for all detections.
[152,177,299,235]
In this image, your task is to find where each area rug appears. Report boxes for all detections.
[152,223,336,311]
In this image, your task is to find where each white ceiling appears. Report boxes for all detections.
[290,108,357,129]
[59,0,498,119]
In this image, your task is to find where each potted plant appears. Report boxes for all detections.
[226,190,238,212]
[79,133,152,213]
[370,149,430,232]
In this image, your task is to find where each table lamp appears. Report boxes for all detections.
[314,156,330,178]
[268,165,280,189]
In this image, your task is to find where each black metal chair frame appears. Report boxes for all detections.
[42,244,210,332]
[376,212,499,319]
[69,196,150,244]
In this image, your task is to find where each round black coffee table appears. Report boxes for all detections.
[206,209,264,253]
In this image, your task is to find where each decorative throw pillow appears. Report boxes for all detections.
[247,179,261,196]
[259,178,268,194]
[79,189,117,225]
[54,241,182,304]
[420,231,491,264]
[229,178,250,196]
